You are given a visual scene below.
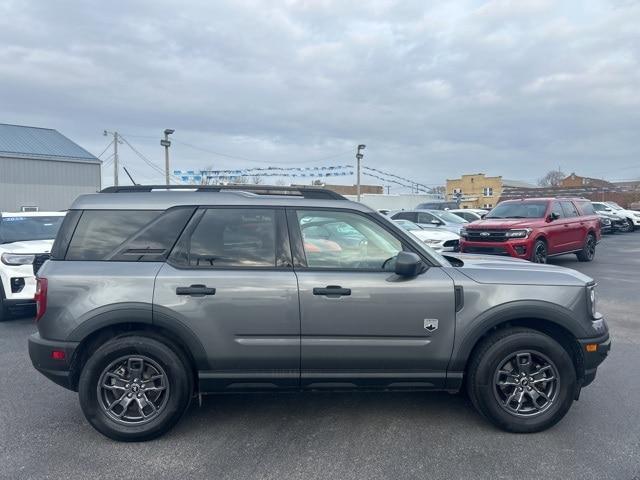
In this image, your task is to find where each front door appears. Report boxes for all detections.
[154,207,300,391]
[290,208,456,390]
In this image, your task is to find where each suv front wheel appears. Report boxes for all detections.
[78,335,193,441]
[467,327,576,433]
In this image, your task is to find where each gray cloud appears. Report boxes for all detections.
[1,0,639,188]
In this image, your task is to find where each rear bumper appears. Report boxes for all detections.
[28,333,79,391]
[577,332,611,387]
[459,239,532,259]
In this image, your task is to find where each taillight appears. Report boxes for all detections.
[34,277,48,321]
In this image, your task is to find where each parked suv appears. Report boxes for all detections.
[29,186,610,441]
[0,211,66,321]
[459,198,601,263]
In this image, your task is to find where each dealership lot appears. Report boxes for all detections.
[1,233,639,480]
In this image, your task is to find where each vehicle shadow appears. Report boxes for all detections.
[172,389,489,438]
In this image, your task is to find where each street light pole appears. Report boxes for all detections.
[161,129,175,186]
[356,144,366,202]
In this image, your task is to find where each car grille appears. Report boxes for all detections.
[32,254,50,274]
[464,230,508,242]
[463,246,509,255]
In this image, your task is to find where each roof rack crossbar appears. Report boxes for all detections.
[99,184,346,200]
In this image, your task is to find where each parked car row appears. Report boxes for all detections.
[387,199,639,265]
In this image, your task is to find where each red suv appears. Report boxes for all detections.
[459,198,601,263]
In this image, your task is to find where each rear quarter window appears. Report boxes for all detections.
[65,208,194,261]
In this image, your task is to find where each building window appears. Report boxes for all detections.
[483,203,493,209]
[453,188,462,194]
[483,187,493,197]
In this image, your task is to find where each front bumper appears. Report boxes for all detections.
[577,331,611,388]
[28,333,79,391]
[459,239,531,259]
[0,263,37,301]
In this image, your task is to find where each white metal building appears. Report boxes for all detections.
[0,123,101,211]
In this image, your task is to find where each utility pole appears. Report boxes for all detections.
[356,144,366,201]
[103,130,120,186]
[161,129,175,186]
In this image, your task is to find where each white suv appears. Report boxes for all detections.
[0,212,66,321]
[592,201,640,232]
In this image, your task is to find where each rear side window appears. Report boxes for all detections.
[64,208,194,261]
[170,208,278,268]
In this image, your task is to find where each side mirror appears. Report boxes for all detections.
[547,212,560,222]
[430,219,442,225]
[604,207,612,212]
[395,251,423,277]
[480,214,487,219]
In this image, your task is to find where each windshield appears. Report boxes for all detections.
[0,216,64,244]
[485,202,548,219]
[431,210,468,224]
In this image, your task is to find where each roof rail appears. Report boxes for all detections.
[99,184,347,200]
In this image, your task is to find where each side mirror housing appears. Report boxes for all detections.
[430,219,442,225]
[547,212,560,222]
[395,252,423,277]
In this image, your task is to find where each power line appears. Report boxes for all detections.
[96,140,114,159]
[119,135,182,182]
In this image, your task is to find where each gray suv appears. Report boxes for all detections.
[29,185,610,441]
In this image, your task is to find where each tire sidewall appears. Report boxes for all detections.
[78,336,192,442]
[473,332,576,432]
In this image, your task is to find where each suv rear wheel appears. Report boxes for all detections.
[78,335,193,441]
[467,327,576,433]
[576,233,596,262]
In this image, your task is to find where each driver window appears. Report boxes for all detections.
[296,210,402,270]
[551,202,564,219]
[417,212,437,224]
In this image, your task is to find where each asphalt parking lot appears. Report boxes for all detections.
[1,233,639,480]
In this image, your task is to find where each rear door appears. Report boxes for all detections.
[289,208,456,390]
[153,207,300,391]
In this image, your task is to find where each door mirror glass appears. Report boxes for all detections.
[394,251,423,277]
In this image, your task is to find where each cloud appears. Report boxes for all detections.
[0,0,639,188]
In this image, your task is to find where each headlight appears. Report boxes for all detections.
[601,218,611,226]
[504,228,532,238]
[1,253,35,265]
[424,239,443,245]
[587,284,597,318]
[634,212,640,218]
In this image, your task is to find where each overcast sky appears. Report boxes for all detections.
[1,0,639,190]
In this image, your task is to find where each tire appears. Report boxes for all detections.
[0,298,5,322]
[78,335,193,441]
[466,327,576,433]
[530,239,547,264]
[620,219,633,233]
[626,218,636,232]
[576,233,596,262]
